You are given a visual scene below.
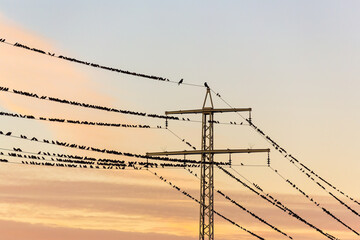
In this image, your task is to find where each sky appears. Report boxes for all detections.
[0,1,359,239]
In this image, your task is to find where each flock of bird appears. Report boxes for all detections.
[4,138,273,240]
[270,167,360,236]
[0,86,178,121]
[0,130,232,167]
[4,39,222,92]
[149,170,265,240]
[274,166,360,222]
[2,147,203,171]
[10,41,173,82]
[182,138,197,150]
[248,119,360,208]
[217,165,339,240]
[216,189,292,239]
[0,130,193,163]
[0,85,246,126]
[184,168,292,239]
[0,111,152,129]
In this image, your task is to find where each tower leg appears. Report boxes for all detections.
[199,111,214,240]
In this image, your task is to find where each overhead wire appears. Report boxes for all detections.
[147,169,265,240]
[166,128,198,150]
[0,38,205,87]
[269,166,360,236]
[163,127,288,237]
[165,127,339,239]
[218,165,339,240]
[0,147,202,169]
[0,86,245,126]
[286,154,360,215]
[273,163,360,219]
[165,99,355,239]
[0,130,229,165]
[0,157,147,171]
[184,167,293,239]
[0,110,156,129]
[210,87,360,207]
[0,86,178,121]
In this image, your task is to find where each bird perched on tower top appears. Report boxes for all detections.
[204,82,209,88]
[178,78,183,85]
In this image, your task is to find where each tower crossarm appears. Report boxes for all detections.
[165,108,252,115]
[146,148,270,156]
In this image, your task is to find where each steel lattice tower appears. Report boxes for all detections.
[147,87,269,240]
[199,88,214,240]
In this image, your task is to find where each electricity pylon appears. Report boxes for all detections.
[147,87,269,240]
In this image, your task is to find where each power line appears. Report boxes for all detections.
[166,128,197,150]
[0,86,178,121]
[0,111,157,129]
[229,167,265,193]
[278,161,360,219]
[0,157,146,171]
[166,126,338,239]
[218,165,339,240]
[166,128,289,238]
[287,154,360,208]
[184,167,293,239]
[0,130,230,165]
[147,169,265,240]
[0,86,246,126]
[269,166,359,236]
[210,87,360,207]
[0,38,205,87]
[0,146,200,168]
[1,147,202,169]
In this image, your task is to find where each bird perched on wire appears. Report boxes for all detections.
[5,132,11,136]
[178,78,183,85]
[204,82,209,88]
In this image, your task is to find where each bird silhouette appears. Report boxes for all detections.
[204,82,209,88]
[178,78,183,85]
[6,132,11,136]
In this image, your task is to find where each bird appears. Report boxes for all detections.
[178,78,183,85]
[5,132,11,136]
[204,82,209,88]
